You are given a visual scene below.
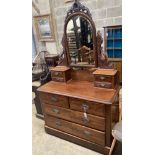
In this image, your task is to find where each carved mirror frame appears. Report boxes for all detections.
[58,0,110,69]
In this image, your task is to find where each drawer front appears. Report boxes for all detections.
[43,104,71,120]
[40,93,69,108]
[94,75,112,83]
[72,122,105,147]
[71,111,105,131]
[52,71,63,77]
[52,77,64,82]
[45,115,73,134]
[69,98,105,117]
[94,81,112,89]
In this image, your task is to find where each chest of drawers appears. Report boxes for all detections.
[38,80,119,155]
[93,69,118,89]
[50,66,71,82]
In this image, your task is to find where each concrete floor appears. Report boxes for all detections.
[32,104,103,155]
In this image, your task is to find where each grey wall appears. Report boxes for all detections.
[51,0,122,48]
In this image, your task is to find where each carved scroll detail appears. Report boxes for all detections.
[97,31,113,69]
[65,0,92,21]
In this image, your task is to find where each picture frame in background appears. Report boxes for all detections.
[33,14,55,42]
[64,0,73,3]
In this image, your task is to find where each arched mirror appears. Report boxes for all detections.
[66,16,95,67]
[59,0,109,69]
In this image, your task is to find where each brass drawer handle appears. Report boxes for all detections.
[55,120,61,127]
[83,114,89,124]
[82,104,89,112]
[100,76,105,80]
[100,83,106,87]
[84,130,91,136]
[51,96,58,102]
[52,108,60,114]
[54,72,59,76]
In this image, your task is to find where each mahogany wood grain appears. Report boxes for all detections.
[69,97,105,117]
[105,105,112,147]
[71,69,95,82]
[94,75,112,83]
[45,126,110,155]
[39,92,69,108]
[45,115,73,134]
[71,110,105,131]
[71,121,105,147]
[38,80,117,104]
[43,104,71,120]
[94,81,112,89]
[43,103,105,131]
[93,69,117,76]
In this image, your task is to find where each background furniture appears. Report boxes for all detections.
[32,81,43,118]
[32,52,59,118]
[104,26,122,83]
[37,1,120,154]
[109,88,122,155]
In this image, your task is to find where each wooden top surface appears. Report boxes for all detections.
[50,66,71,72]
[37,80,117,104]
[93,69,117,76]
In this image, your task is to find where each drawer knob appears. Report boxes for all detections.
[100,76,105,80]
[52,108,60,114]
[51,96,58,102]
[100,83,106,87]
[82,104,89,112]
[55,120,61,127]
[54,72,59,76]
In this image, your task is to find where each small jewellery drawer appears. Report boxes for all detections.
[94,75,112,83]
[52,71,63,77]
[69,98,105,117]
[94,81,112,89]
[52,77,64,82]
[71,111,105,131]
[39,93,69,108]
[45,115,73,134]
[43,104,71,120]
[72,122,105,147]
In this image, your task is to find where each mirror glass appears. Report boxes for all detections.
[66,16,95,67]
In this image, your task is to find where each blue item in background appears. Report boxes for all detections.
[114,40,122,48]
[107,29,113,39]
[107,50,113,58]
[114,50,122,58]
[107,40,113,48]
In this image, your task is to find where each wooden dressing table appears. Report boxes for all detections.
[38,1,119,154]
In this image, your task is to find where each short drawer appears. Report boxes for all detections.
[94,75,112,83]
[71,111,105,131]
[52,71,63,77]
[94,81,112,89]
[69,98,105,117]
[39,93,69,108]
[52,77,64,82]
[43,104,71,120]
[72,122,105,147]
[45,115,73,134]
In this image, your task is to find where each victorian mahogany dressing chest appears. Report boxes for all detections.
[38,1,119,154]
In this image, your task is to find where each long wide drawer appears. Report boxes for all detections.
[45,115,105,147]
[44,104,105,131]
[43,104,71,120]
[71,110,105,131]
[69,98,105,117]
[39,93,69,108]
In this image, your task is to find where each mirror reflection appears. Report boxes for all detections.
[67,16,95,66]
